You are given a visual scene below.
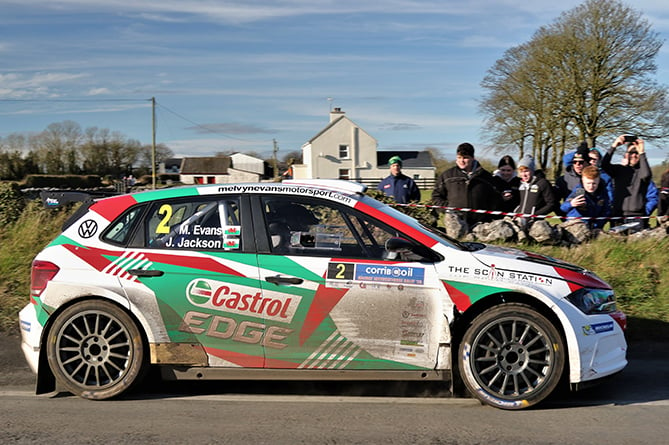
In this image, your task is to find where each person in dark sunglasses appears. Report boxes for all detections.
[555,143,590,211]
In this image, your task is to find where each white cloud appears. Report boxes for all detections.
[86,87,111,96]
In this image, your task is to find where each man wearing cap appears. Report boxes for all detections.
[431,142,501,226]
[602,135,653,229]
[377,155,421,204]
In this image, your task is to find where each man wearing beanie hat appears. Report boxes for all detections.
[515,154,557,220]
[377,154,420,204]
[431,142,502,226]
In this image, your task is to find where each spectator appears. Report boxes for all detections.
[515,154,556,221]
[602,135,653,229]
[587,148,614,203]
[560,165,611,229]
[659,169,669,218]
[492,155,520,215]
[377,155,421,204]
[555,143,590,206]
[431,142,501,226]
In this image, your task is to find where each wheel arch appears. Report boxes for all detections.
[36,295,150,395]
[450,291,570,380]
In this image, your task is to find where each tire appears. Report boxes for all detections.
[46,300,147,400]
[458,303,565,410]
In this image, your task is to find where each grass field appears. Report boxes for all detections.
[1,198,667,341]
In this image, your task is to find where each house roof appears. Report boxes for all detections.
[306,115,378,145]
[180,157,231,175]
[377,151,434,168]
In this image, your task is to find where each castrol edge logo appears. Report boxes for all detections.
[186,279,300,323]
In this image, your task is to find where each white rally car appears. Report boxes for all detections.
[19,180,627,409]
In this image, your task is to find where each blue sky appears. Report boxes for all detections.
[1,0,668,165]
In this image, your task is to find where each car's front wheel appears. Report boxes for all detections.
[458,303,565,409]
[46,300,147,400]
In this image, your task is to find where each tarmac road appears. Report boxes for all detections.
[2,332,669,445]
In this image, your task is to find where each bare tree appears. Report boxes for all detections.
[32,121,83,174]
[480,0,669,179]
[137,143,175,175]
[80,127,141,178]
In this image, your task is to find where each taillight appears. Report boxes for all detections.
[30,260,59,303]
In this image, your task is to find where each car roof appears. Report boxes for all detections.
[87,180,368,221]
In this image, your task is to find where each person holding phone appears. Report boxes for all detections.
[560,166,611,229]
[601,134,653,229]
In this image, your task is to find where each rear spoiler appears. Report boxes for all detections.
[40,190,119,209]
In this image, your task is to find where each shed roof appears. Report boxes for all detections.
[377,151,434,168]
[180,157,231,174]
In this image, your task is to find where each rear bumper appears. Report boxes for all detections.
[18,304,41,375]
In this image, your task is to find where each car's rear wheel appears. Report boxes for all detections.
[46,300,147,400]
[458,303,565,410]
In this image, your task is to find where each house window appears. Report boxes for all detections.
[195,176,204,184]
[339,169,350,180]
[338,145,349,159]
[207,176,216,184]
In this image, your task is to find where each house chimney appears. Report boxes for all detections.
[330,107,345,122]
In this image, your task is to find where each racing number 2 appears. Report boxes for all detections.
[156,204,172,234]
[327,262,354,280]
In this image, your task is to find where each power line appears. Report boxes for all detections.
[1,96,275,147]
[0,98,149,103]
[154,100,273,144]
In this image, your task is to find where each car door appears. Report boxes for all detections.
[119,194,268,368]
[254,194,446,371]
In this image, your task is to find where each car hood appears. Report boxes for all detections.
[470,244,611,290]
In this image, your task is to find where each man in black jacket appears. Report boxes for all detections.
[602,135,652,229]
[431,142,501,226]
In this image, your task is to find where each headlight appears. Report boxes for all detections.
[566,288,618,315]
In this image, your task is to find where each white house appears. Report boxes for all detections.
[292,108,435,187]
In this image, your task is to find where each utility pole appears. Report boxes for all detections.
[272,138,279,179]
[151,97,157,189]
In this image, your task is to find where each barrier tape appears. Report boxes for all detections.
[389,203,657,221]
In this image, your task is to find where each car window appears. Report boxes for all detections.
[103,206,144,245]
[262,196,407,260]
[146,198,241,250]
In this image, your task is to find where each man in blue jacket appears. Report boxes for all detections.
[377,155,421,204]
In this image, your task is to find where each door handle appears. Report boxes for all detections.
[265,275,303,285]
[128,269,164,277]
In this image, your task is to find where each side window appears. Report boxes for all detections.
[338,144,349,159]
[146,197,241,250]
[262,197,404,260]
[103,206,144,246]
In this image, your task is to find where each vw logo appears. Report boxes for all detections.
[78,220,98,238]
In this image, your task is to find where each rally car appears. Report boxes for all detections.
[19,179,627,409]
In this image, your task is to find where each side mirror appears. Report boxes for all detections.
[385,237,416,253]
[385,237,439,262]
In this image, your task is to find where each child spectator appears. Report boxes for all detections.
[515,154,556,222]
[560,166,611,229]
